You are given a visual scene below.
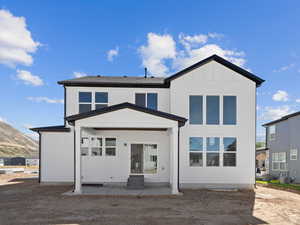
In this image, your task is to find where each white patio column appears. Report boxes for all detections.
[74,125,82,193]
[171,125,179,194]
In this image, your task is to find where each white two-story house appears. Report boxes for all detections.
[31,55,264,194]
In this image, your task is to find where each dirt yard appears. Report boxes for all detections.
[0,174,300,225]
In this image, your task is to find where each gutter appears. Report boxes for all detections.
[73,125,76,192]
[177,125,181,192]
[38,132,41,183]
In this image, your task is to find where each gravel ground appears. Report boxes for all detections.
[0,174,300,225]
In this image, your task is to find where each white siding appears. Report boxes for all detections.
[170,61,256,187]
[40,131,74,182]
[80,129,170,183]
[66,86,170,118]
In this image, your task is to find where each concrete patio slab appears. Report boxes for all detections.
[63,185,174,196]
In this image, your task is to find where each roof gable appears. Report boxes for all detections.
[165,55,264,86]
[65,102,187,127]
[57,55,264,88]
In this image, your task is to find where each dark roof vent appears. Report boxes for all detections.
[144,67,147,78]
[123,75,127,78]
[151,76,155,78]
[97,75,101,77]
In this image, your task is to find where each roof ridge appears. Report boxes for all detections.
[262,110,300,126]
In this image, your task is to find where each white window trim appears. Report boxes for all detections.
[290,149,298,160]
[104,137,117,156]
[78,91,109,113]
[206,137,221,167]
[135,92,158,109]
[78,92,92,113]
[95,92,109,109]
[272,152,287,171]
[189,95,204,125]
[129,142,159,175]
[188,136,237,168]
[189,137,204,167]
[269,125,276,141]
[81,136,117,157]
[223,137,237,167]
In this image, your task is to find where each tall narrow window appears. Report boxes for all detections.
[269,125,276,141]
[81,137,89,156]
[223,96,237,125]
[135,93,158,110]
[290,149,298,160]
[206,96,219,124]
[189,137,203,167]
[147,93,158,110]
[272,152,286,171]
[95,92,108,109]
[91,137,102,156]
[223,137,237,166]
[189,96,203,124]
[206,137,220,166]
[79,92,92,113]
[105,138,116,156]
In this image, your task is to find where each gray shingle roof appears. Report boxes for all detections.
[58,76,167,87]
[57,55,265,87]
[262,111,300,127]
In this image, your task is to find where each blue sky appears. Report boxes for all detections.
[0,0,299,140]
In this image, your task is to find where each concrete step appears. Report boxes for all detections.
[127,175,144,189]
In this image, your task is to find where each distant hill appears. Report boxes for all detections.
[0,121,38,158]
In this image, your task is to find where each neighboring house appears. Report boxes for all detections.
[30,54,264,194]
[0,157,26,166]
[263,111,300,183]
[25,158,39,167]
[256,147,269,174]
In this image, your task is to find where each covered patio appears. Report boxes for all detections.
[64,184,173,196]
[65,102,187,195]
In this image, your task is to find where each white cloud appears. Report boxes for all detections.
[107,46,119,62]
[16,69,43,86]
[262,105,293,121]
[273,63,294,72]
[73,71,87,78]
[138,32,245,76]
[27,97,63,104]
[272,90,289,102]
[138,33,176,76]
[0,116,8,123]
[296,99,300,103]
[173,43,245,70]
[178,33,223,50]
[0,9,40,67]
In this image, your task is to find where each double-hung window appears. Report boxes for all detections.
[95,92,108,109]
[272,152,286,171]
[78,92,108,113]
[206,96,220,125]
[269,125,276,141]
[91,137,102,156]
[80,137,116,157]
[135,93,157,110]
[105,138,116,156]
[189,96,203,124]
[206,137,220,166]
[223,96,237,125]
[223,137,237,166]
[189,137,203,166]
[79,92,92,113]
[290,149,298,160]
[80,137,89,156]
